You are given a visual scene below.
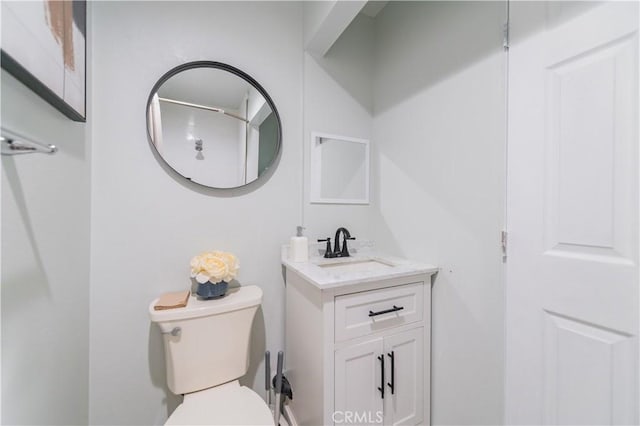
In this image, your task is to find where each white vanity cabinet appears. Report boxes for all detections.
[335,327,424,426]
[283,256,436,426]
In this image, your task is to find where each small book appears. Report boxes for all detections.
[154,290,190,310]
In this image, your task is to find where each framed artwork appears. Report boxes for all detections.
[1,1,86,122]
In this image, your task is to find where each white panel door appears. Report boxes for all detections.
[335,338,384,425]
[506,2,638,424]
[384,328,424,426]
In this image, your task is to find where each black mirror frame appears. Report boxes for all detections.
[146,61,282,190]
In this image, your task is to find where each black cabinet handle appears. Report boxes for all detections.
[387,351,395,395]
[369,305,404,317]
[377,354,385,399]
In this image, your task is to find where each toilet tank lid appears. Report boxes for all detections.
[148,285,263,323]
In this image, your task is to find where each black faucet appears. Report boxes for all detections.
[333,227,356,258]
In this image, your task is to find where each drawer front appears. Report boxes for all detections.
[335,282,423,342]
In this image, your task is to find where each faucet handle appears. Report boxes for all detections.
[317,238,334,258]
[340,235,356,257]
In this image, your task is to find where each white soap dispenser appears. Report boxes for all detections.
[290,226,309,262]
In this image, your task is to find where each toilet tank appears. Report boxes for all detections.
[149,286,262,395]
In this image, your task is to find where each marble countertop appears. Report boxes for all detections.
[281,244,438,290]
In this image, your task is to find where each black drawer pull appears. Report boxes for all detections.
[369,305,404,317]
[377,354,385,399]
[387,351,395,395]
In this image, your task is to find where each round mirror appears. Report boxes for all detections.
[146,61,281,189]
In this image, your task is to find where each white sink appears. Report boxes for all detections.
[317,258,394,274]
[283,247,438,289]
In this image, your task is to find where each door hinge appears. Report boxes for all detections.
[501,230,508,261]
[503,22,509,51]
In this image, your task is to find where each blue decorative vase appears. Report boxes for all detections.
[196,281,229,299]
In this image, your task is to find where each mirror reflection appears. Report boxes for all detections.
[310,133,370,204]
[147,62,281,189]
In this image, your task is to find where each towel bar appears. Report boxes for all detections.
[1,127,58,155]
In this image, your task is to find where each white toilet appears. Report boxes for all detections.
[149,285,274,425]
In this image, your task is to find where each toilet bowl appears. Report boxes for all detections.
[165,381,273,425]
[149,285,274,425]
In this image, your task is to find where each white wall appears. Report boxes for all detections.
[371,2,506,424]
[90,2,302,424]
[303,6,507,423]
[303,13,376,243]
[1,69,91,424]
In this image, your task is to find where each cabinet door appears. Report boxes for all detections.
[335,338,385,425]
[384,328,424,426]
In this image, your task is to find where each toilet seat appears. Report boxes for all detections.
[165,381,274,425]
